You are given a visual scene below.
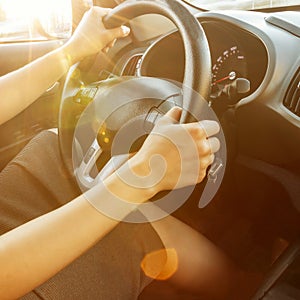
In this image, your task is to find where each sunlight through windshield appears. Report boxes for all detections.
[0,0,73,41]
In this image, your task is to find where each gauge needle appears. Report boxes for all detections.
[212,71,237,86]
[212,75,230,85]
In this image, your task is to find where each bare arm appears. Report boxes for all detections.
[0,7,130,125]
[0,107,220,299]
[0,169,150,300]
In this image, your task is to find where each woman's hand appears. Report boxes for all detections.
[123,107,220,196]
[63,6,130,64]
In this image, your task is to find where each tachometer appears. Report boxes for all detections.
[212,46,247,91]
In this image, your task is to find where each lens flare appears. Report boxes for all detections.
[141,248,178,280]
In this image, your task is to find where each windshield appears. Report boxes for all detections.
[183,0,300,10]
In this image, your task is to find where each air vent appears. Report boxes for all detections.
[122,54,142,76]
[283,68,300,117]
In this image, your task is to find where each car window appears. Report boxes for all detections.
[0,0,78,42]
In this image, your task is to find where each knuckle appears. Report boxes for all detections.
[187,126,198,136]
[200,154,214,169]
[88,6,97,15]
[198,121,207,133]
[198,140,211,155]
[189,126,205,140]
[197,127,206,138]
[199,158,208,170]
[198,170,206,182]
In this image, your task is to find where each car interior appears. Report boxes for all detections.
[0,0,300,299]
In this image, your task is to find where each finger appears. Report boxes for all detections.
[89,6,112,17]
[102,46,109,54]
[199,120,220,138]
[198,139,212,156]
[107,39,117,48]
[198,137,220,156]
[200,154,215,169]
[208,153,215,166]
[159,106,182,125]
[207,137,220,153]
[107,25,130,40]
[197,170,207,183]
[102,39,117,53]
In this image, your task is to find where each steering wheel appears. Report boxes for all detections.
[59,0,221,212]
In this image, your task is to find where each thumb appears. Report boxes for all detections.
[160,106,182,125]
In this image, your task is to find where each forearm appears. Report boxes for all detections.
[0,169,151,300]
[0,46,70,125]
[0,6,130,126]
[0,196,108,299]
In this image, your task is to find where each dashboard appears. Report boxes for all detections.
[112,10,300,167]
[138,20,268,101]
[105,8,300,216]
[111,8,300,216]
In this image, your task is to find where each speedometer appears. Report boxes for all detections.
[212,46,247,91]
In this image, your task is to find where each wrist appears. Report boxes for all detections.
[60,43,79,66]
[104,157,158,204]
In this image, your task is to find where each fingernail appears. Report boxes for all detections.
[121,25,130,36]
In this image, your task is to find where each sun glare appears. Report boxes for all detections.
[2,0,73,23]
[0,0,72,39]
[2,0,44,20]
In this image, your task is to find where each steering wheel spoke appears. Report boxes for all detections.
[76,139,103,189]
[76,137,132,189]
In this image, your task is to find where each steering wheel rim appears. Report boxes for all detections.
[103,0,211,121]
[59,0,215,202]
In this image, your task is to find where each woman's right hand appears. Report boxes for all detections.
[127,107,221,195]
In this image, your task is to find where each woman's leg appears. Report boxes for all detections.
[147,216,241,300]
[0,130,80,234]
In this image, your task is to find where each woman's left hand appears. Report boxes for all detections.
[63,6,130,63]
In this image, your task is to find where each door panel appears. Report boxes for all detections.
[0,40,62,75]
[0,40,63,169]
